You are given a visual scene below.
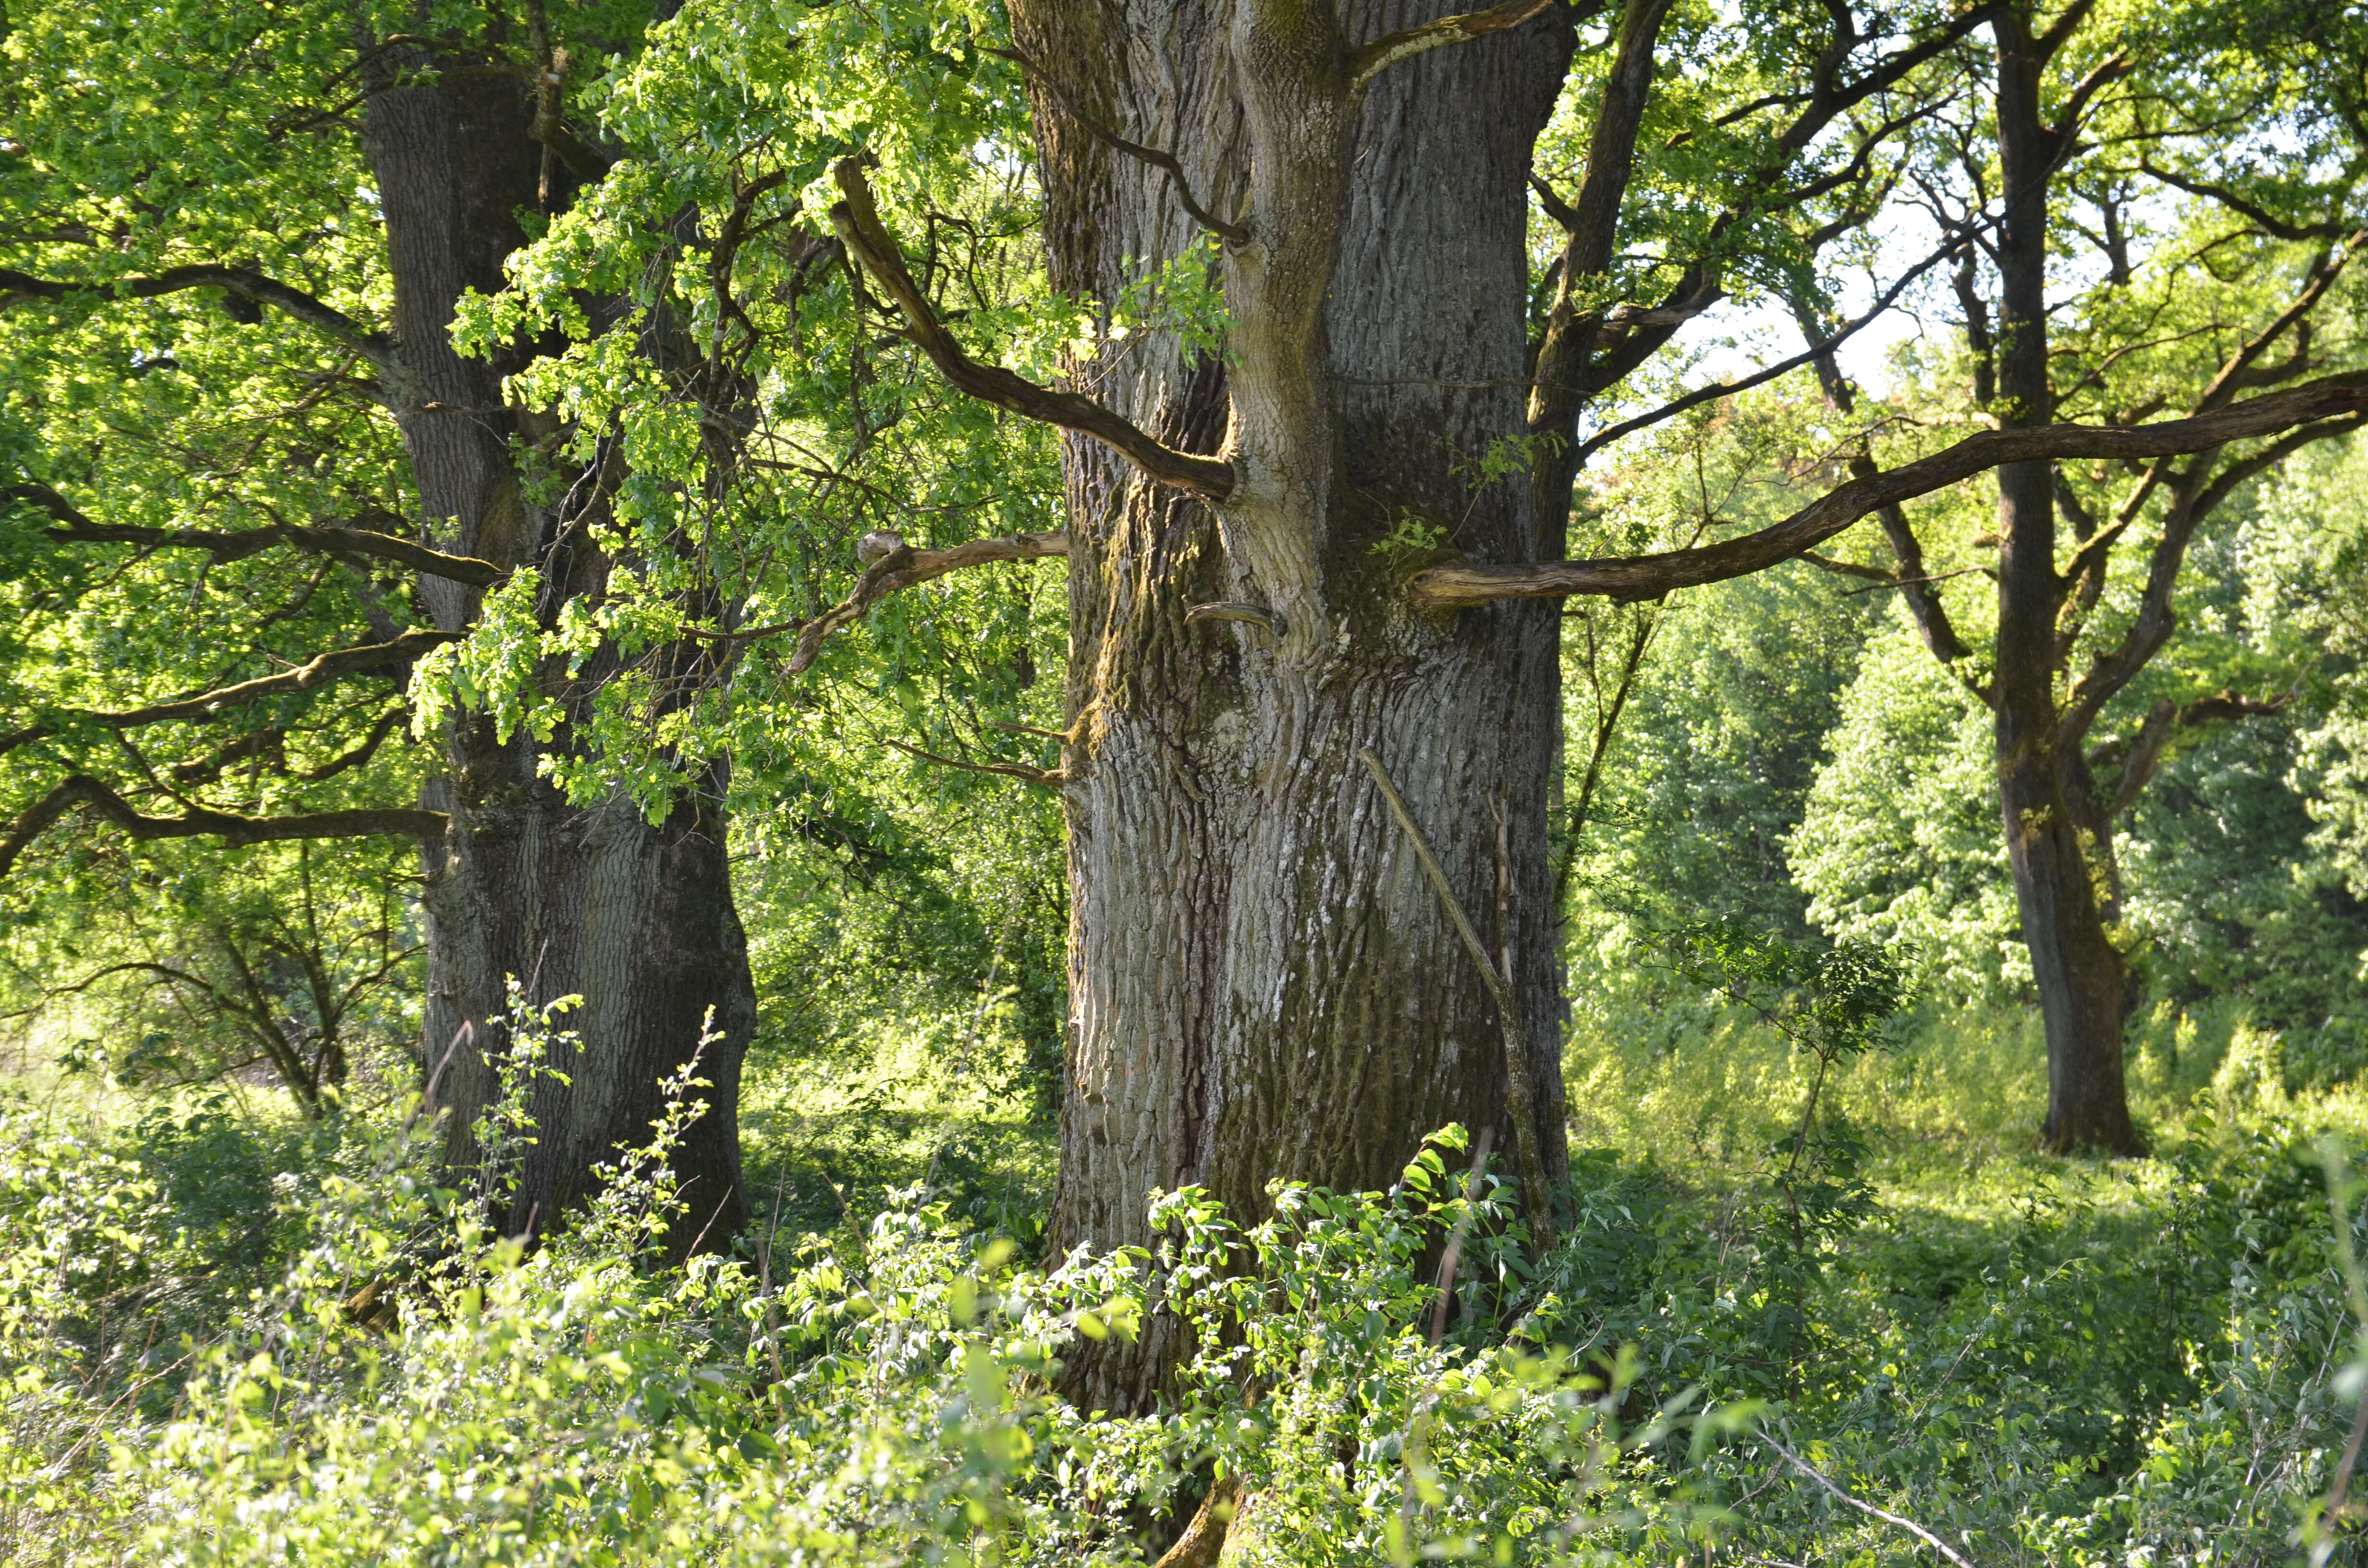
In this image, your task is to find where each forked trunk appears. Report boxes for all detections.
[1991,12,2141,1157]
[1013,2,1574,1409]
[365,53,754,1246]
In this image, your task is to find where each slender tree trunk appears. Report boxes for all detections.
[364,51,755,1245]
[1013,1,1573,1410]
[1989,13,2141,1156]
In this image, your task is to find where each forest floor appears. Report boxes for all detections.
[7,993,2362,1563]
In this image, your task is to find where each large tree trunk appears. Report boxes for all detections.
[1990,13,2141,1157]
[364,52,755,1245]
[1014,1,1573,1409]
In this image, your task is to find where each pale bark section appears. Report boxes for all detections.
[1013,0,1570,1409]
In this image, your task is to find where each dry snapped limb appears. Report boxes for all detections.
[1347,0,1571,97]
[4,483,504,585]
[1411,369,2368,606]
[827,158,1234,499]
[1757,1429,1974,1568]
[0,773,445,878]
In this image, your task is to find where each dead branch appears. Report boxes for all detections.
[1570,231,1965,463]
[1757,1429,1974,1568]
[1358,747,1555,1249]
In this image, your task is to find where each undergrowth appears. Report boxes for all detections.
[8,978,2368,1565]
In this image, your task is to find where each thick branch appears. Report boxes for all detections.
[0,628,456,760]
[1347,0,1566,97]
[0,264,402,383]
[90,629,456,730]
[524,33,617,188]
[1527,0,1675,474]
[1871,512,1979,671]
[0,774,444,878]
[3,483,503,585]
[828,160,1233,500]
[298,706,411,782]
[2057,243,2362,600]
[2137,162,2356,243]
[2105,689,2287,819]
[751,530,1070,674]
[1412,371,2368,605]
[2057,413,2367,743]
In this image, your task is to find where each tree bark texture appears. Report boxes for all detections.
[1010,1,1574,1409]
[1989,13,2141,1157]
[363,53,756,1245]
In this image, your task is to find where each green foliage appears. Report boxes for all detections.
[1791,612,2020,997]
[20,990,2368,1565]
[0,1021,1752,1567]
[0,836,421,1110]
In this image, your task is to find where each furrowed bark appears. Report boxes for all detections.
[364,41,753,1252]
[1346,0,1566,94]
[1012,0,1573,1411]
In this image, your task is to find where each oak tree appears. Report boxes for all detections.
[0,0,757,1245]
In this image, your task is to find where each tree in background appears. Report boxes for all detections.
[0,838,420,1114]
[0,0,761,1244]
[1784,0,2368,1150]
[2264,443,2368,983]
